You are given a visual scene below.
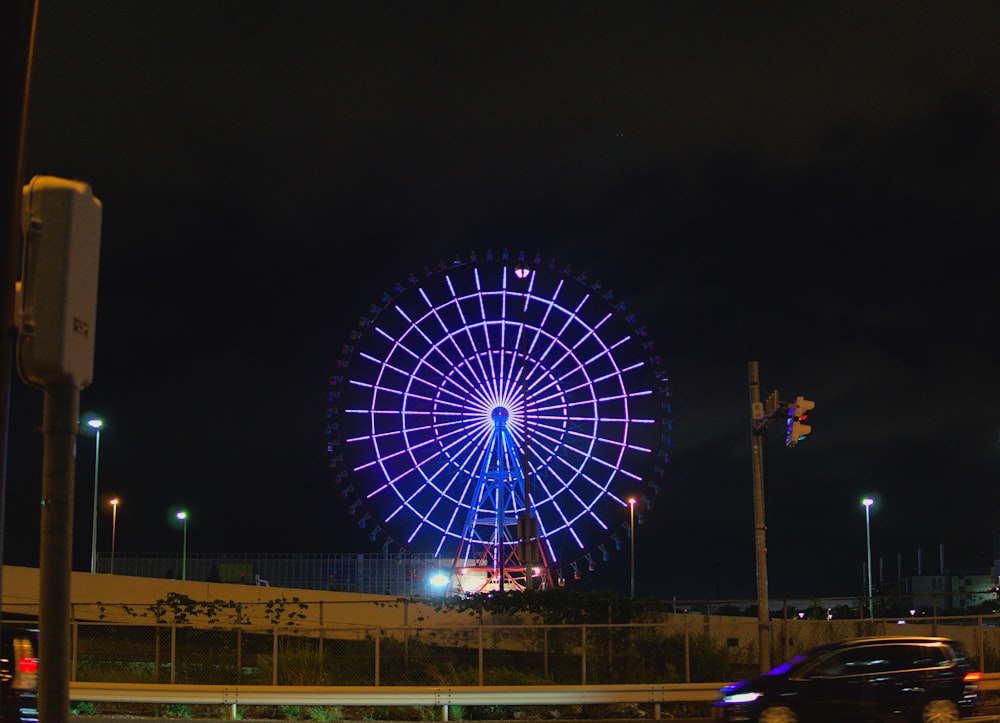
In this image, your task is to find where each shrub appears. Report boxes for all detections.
[306,705,344,721]
[164,703,193,718]
[71,701,98,715]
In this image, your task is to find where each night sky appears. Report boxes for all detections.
[6,2,999,602]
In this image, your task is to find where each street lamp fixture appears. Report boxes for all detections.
[84,417,104,574]
[109,498,119,574]
[628,497,637,598]
[863,497,874,619]
[177,510,189,581]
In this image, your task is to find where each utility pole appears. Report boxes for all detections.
[748,361,816,674]
[748,361,771,674]
[18,177,102,723]
[1,0,41,673]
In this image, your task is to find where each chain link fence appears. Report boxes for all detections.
[18,600,995,688]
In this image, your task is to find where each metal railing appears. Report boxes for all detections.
[60,612,1000,689]
[65,675,1000,721]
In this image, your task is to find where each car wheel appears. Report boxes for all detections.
[921,698,960,723]
[757,705,798,723]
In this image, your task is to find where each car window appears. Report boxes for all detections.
[810,643,949,677]
[880,644,949,670]
[810,647,886,676]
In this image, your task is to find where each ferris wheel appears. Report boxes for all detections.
[327,251,670,593]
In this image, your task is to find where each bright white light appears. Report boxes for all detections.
[514,265,531,279]
[176,511,187,521]
[722,692,762,704]
[429,572,450,587]
[87,418,103,430]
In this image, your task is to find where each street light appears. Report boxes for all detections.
[84,417,104,574]
[109,498,119,574]
[514,259,539,591]
[177,510,188,581]
[628,497,637,598]
[863,497,874,619]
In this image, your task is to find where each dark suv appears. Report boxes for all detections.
[0,624,38,723]
[712,635,981,723]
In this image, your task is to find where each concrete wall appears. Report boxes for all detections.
[1,565,478,629]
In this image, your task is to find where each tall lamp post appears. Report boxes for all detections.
[85,417,104,574]
[514,260,542,591]
[863,497,874,619]
[628,497,637,598]
[177,510,188,581]
[109,498,119,574]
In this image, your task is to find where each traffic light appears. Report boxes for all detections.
[785,396,815,447]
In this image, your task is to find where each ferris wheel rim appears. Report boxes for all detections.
[329,255,669,574]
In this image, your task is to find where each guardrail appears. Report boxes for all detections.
[68,673,1000,720]
[69,681,723,720]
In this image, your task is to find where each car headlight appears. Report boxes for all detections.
[722,691,763,704]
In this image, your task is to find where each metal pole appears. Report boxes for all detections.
[181,518,187,580]
[629,500,636,598]
[110,498,117,574]
[864,499,873,619]
[521,269,531,592]
[1,0,41,646]
[90,425,100,573]
[38,382,79,723]
[748,361,771,673]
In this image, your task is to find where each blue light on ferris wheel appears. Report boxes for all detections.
[332,255,667,578]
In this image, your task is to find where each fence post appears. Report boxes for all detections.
[170,623,177,685]
[978,615,985,671]
[683,617,690,684]
[319,601,325,681]
[375,627,381,686]
[71,621,78,682]
[543,627,550,680]
[236,626,242,685]
[478,618,484,686]
[581,624,587,685]
[272,628,279,686]
[155,624,162,683]
[404,599,410,670]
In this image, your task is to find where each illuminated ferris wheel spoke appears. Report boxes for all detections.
[586,334,629,363]
[417,307,471,378]
[427,424,494,489]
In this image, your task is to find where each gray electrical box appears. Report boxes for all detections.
[16,176,102,388]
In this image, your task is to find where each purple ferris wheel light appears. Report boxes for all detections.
[330,254,669,590]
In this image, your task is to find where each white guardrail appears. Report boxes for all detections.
[69,681,722,719]
[69,681,724,706]
[67,674,1000,719]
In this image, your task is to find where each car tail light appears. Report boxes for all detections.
[18,658,38,674]
[963,671,982,683]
